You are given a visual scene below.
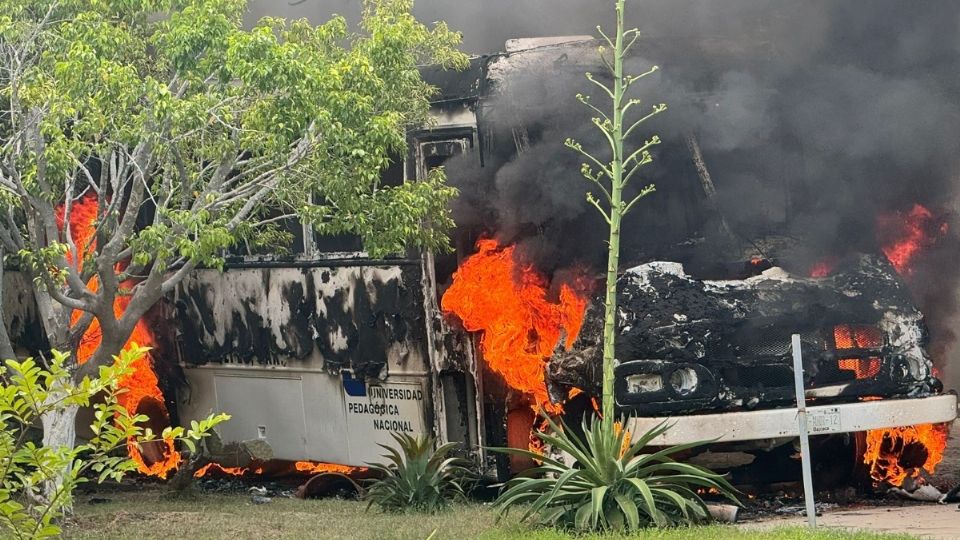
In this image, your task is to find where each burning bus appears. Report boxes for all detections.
[169,37,956,488]
[3,35,956,489]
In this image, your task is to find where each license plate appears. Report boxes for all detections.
[808,407,842,434]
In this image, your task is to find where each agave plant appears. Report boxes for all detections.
[494,416,739,531]
[365,433,475,513]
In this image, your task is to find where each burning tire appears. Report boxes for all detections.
[854,424,950,489]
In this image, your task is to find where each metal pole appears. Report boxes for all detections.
[792,334,817,528]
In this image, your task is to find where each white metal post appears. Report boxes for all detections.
[792,334,817,528]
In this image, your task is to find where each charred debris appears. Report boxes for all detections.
[548,255,938,415]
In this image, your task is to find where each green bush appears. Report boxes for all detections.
[365,433,475,514]
[494,416,739,532]
[0,346,228,539]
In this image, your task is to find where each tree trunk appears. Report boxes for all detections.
[40,390,79,510]
[166,451,207,494]
[38,326,82,506]
[0,247,17,362]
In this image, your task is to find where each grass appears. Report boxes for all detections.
[63,486,914,540]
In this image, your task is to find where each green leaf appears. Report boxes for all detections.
[613,492,640,530]
[589,485,608,529]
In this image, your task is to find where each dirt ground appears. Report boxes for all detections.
[752,504,958,540]
[753,419,960,539]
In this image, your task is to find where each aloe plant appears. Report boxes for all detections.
[494,416,739,531]
[365,433,475,514]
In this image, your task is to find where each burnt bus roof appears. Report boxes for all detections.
[418,32,775,105]
[420,56,487,104]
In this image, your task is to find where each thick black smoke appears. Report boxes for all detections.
[251,1,960,383]
[448,1,960,385]
[444,49,708,276]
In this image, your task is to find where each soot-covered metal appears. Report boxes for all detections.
[171,262,427,379]
[548,255,939,415]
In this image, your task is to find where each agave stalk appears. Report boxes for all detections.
[566,0,667,437]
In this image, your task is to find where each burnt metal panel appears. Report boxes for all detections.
[421,56,486,104]
[171,263,428,379]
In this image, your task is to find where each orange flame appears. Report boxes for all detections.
[838,357,882,380]
[194,463,252,478]
[862,204,950,487]
[833,324,883,350]
[293,461,367,475]
[194,461,364,479]
[877,204,948,275]
[863,423,949,487]
[809,258,836,278]
[56,195,179,478]
[440,239,590,413]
